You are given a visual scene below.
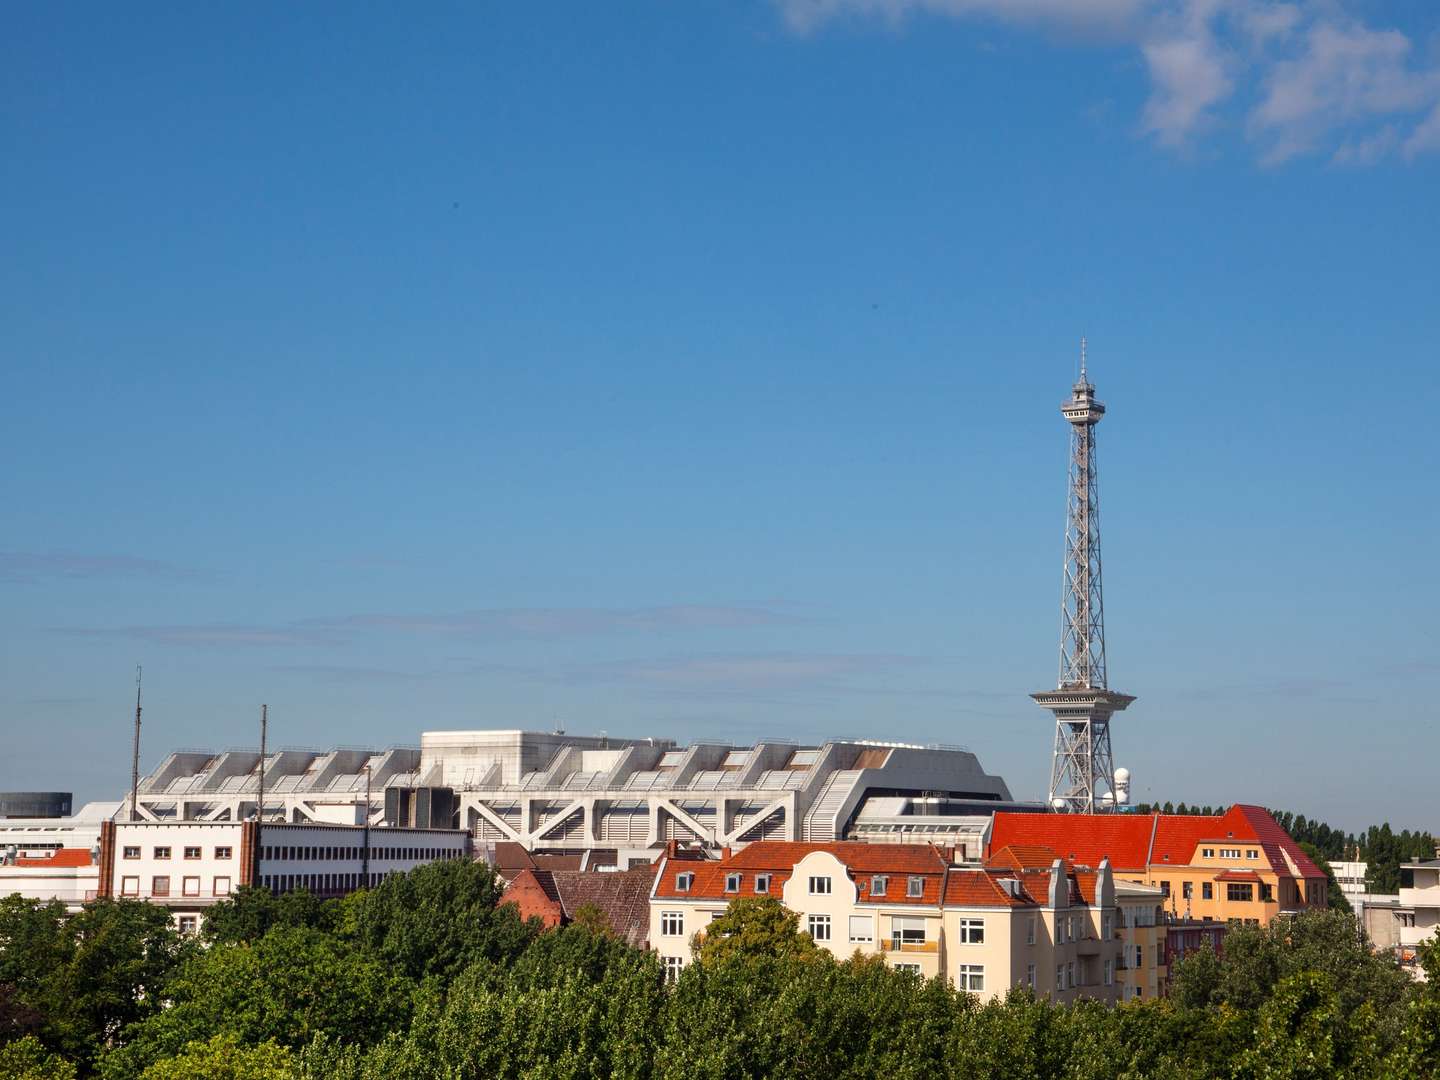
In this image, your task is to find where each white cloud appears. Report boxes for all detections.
[1403,101,1440,161]
[775,0,1440,164]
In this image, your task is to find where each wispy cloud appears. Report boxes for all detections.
[54,605,804,648]
[774,0,1440,164]
[1,551,204,584]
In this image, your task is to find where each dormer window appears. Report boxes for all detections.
[907,876,924,898]
[755,874,771,894]
[724,873,741,893]
[871,875,888,896]
[676,872,694,892]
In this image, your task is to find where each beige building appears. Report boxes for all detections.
[648,841,1138,1002]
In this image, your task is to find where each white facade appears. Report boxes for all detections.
[102,820,471,934]
[1398,860,1440,980]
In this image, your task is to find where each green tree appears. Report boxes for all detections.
[339,858,532,981]
[201,886,336,945]
[1232,972,1383,1080]
[0,1036,78,1080]
[1169,909,1411,1055]
[138,1034,297,1080]
[691,897,818,967]
[0,897,188,1069]
[99,926,410,1079]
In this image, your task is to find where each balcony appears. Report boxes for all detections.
[880,939,939,954]
[1399,885,1440,910]
[1076,937,1102,956]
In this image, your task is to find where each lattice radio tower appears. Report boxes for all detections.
[1032,340,1134,813]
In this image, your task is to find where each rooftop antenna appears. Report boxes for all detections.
[1079,336,1088,382]
[129,666,143,821]
[257,704,268,822]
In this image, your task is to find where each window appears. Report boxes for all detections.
[809,876,832,895]
[153,846,171,859]
[1067,961,1076,989]
[182,876,200,897]
[1027,916,1037,945]
[1202,882,1213,900]
[1026,963,1036,990]
[1220,848,1241,859]
[891,916,926,948]
[1056,918,1066,945]
[183,846,201,860]
[663,956,684,983]
[152,876,171,897]
[957,918,984,944]
[122,846,140,860]
[120,876,139,896]
[177,916,198,935]
[755,874,771,894]
[215,846,232,859]
[808,914,832,941]
[849,916,874,943]
[1104,959,1114,986]
[906,876,924,898]
[1260,883,1274,902]
[1056,966,1066,990]
[675,872,694,893]
[661,911,684,937]
[894,962,922,974]
[1160,880,1170,898]
[957,964,984,992]
[214,876,231,896]
[1134,945,1143,968]
[1102,912,1113,939]
[1227,882,1255,902]
[870,875,888,896]
[1246,849,1259,860]
[724,873,741,893]
[1202,848,1214,858]
[1182,882,1193,900]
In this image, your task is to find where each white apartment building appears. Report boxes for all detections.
[1397,859,1440,980]
[98,819,470,934]
[647,840,1134,1002]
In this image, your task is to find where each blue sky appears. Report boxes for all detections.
[3,2,1437,832]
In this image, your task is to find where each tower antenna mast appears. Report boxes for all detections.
[130,666,142,822]
[1032,340,1135,813]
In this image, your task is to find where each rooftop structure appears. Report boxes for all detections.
[0,791,73,819]
[1034,342,1134,813]
[388,730,1019,865]
[127,746,419,824]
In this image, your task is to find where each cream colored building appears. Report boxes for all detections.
[648,841,1128,1002]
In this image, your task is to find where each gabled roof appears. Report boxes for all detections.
[536,866,659,949]
[654,842,949,905]
[989,806,1324,881]
[988,844,1068,872]
[944,869,1038,908]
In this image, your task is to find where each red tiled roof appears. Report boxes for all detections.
[542,866,659,949]
[989,806,1323,881]
[944,869,1038,907]
[15,848,93,868]
[1214,869,1263,882]
[987,844,1065,871]
[990,812,1154,869]
[654,842,949,905]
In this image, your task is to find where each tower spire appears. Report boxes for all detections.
[1032,342,1135,813]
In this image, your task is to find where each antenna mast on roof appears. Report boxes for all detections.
[130,666,143,822]
[257,704,268,822]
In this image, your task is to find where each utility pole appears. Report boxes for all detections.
[130,667,143,821]
[362,762,372,885]
[255,704,267,889]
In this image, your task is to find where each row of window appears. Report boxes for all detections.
[120,875,230,898]
[695,871,929,899]
[263,844,459,862]
[122,845,231,861]
[1201,847,1259,860]
[1155,880,1276,904]
[259,872,391,894]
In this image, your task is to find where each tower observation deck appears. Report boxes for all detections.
[1032,341,1134,813]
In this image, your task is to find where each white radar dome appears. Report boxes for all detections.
[1113,767,1131,784]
